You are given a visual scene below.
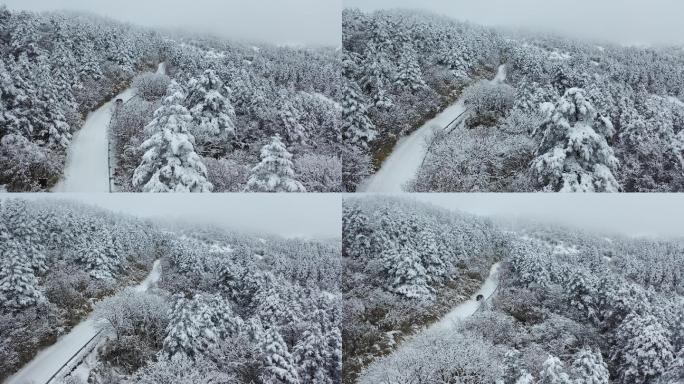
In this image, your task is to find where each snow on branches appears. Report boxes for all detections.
[132,82,213,192]
[532,88,620,192]
[245,135,306,193]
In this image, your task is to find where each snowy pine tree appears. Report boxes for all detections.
[566,271,598,321]
[186,69,237,157]
[0,235,44,309]
[132,82,213,192]
[437,42,471,78]
[279,102,307,144]
[342,81,377,148]
[515,372,535,384]
[539,355,572,384]
[359,44,393,109]
[381,245,432,299]
[417,228,447,283]
[163,293,242,359]
[658,348,684,384]
[258,326,301,384]
[31,56,72,149]
[571,348,609,384]
[1,198,46,274]
[293,321,334,384]
[532,88,619,192]
[394,42,426,92]
[245,135,306,192]
[74,226,120,280]
[611,313,675,384]
[503,350,533,384]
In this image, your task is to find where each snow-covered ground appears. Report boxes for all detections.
[359,65,507,192]
[53,63,166,193]
[6,261,162,384]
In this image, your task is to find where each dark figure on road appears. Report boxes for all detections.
[476,294,484,301]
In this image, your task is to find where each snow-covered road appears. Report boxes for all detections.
[359,65,507,192]
[6,260,162,384]
[428,262,501,334]
[53,63,166,193]
[358,262,502,383]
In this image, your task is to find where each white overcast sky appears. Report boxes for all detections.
[403,194,684,238]
[346,0,684,46]
[1,0,341,46]
[9,194,341,239]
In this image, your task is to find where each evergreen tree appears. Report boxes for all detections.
[0,235,44,309]
[163,294,242,359]
[571,348,609,384]
[3,54,36,138]
[31,56,72,149]
[515,372,535,384]
[611,313,674,384]
[437,42,471,78]
[77,41,103,81]
[245,135,306,192]
[503,350,532,384]
[417,228,447,283]
[341,81,376,148]
[359,44,393,109]
[258,326,300,384]
[381,245,432,299]
[75,225,120,280]
[539,355,572,384]
[293,320,334,384]
[566,271,598,321]
[394,42,426,92]
[532,88,619,192]
[132,82,213,193]
[279,102,307,144]
[186,69,237,157]
[1,198,46,274]
[658,348,683,384]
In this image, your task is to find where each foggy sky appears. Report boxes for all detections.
[407,194,684,238]
[1,0,341,47]
[346,0,684,46]
[9,194,341,239]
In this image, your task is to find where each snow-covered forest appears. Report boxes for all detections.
[343,196,684,383]
[342,8,684,192]
[0,197,341,383]
[0,6,341,193]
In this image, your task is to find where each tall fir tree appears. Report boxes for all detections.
[394,42,426,92]
[539,355,572,384]
[186,69,237,157]
[341,81,376,148]
[381,244,432,299]
[132,82,212,192]
[611,313,675,384]
[571,348,609,384]
[245,135,306,192]
[532,88,619,192]
[258,326,301,384]
[0,235,44,309]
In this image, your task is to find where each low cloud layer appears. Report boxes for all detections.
[2,0,341,46]
[412,194,684,238]
[11,194,342,239]
[346,0,684,46]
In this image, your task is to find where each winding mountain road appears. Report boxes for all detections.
[6,260,162,384]
[53,63,166,192]
[359,65,507,192]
